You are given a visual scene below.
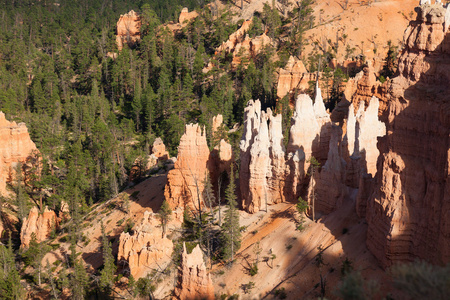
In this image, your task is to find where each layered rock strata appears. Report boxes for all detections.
[277,56,315,100]
[174,243,214,300]
[164,124,211,210]
[116,10,141,51]
[365,3,450,267]
[240,101,287,213]
[118,211,173,278]
[0,111,39,196]
[20,206,58,248]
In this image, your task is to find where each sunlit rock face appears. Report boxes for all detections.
[0,112,39,197]
[164,124,211,211]
[20,206,58,249]
[116,10,141,51]
[366,3,450,267]
[240,101,286,213]
[117,211,173,279]
[173,243,214,300]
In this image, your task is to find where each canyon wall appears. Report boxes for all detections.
[365,3,450,267]
[0,112,39,196]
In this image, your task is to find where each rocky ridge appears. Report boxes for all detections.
[164,124,211,211]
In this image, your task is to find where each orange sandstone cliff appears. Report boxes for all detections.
[0,112,39,196]
[365,3,450,267]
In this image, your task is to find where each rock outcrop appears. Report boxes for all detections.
[215,20,273,69]
[240,100,287,213]
[20,206,58,248]
[212,114,223,134]
[277,56,315,100]
[0,112,39,196]
[118,211,173,278]
[174,243,214,300]
[116,10,141,51]
[179,7,199,26]
[164,124,211,210]
[365,3,450,267]
[315,125,347,214]
[129,138,169,181]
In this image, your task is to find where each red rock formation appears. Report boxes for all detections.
[277,56,315,100]
[315,125,346,214]
[0,112,39,196]
[129,138,169,181]
[212,114,223,134]
[151,137,169,161]
[213,139,233,175]
[20,206,58,248]
[116,10,141,51]
[240,101,287,213]
[179,7,199,26]
[174,243,214,300]
[215,20,273,69]
[365,3,450,267]
[164,124,211,210]
[118,211,173,278]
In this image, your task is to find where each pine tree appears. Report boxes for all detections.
[100,222,116,293]
[221,165,241,262]
[158,200,172,238]
[70,258,89,300]
[0,237,24,299]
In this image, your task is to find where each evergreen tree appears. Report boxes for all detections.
[0,238,24,299]
[158,200,172,238]
[221,165,241,262]
[70,258,89,300]
[100,222,116,293]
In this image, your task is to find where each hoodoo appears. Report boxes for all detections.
[365,2,450,267]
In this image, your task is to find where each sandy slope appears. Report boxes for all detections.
[213,189,396,299]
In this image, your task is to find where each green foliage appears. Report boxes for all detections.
[136,275,156,298]
[296,197,309,231]
[221,165,241,262]
[0,238,25,299]
[249,263,259,276]
[391,260,450,299]
[341,257,353,277]
[100,222,116,293]
[241,281,255,294]
[70,258,89,300]
[334,271,379,300]
[158,200,172,238]
[21,233,51,285]
[274,287,287,299]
